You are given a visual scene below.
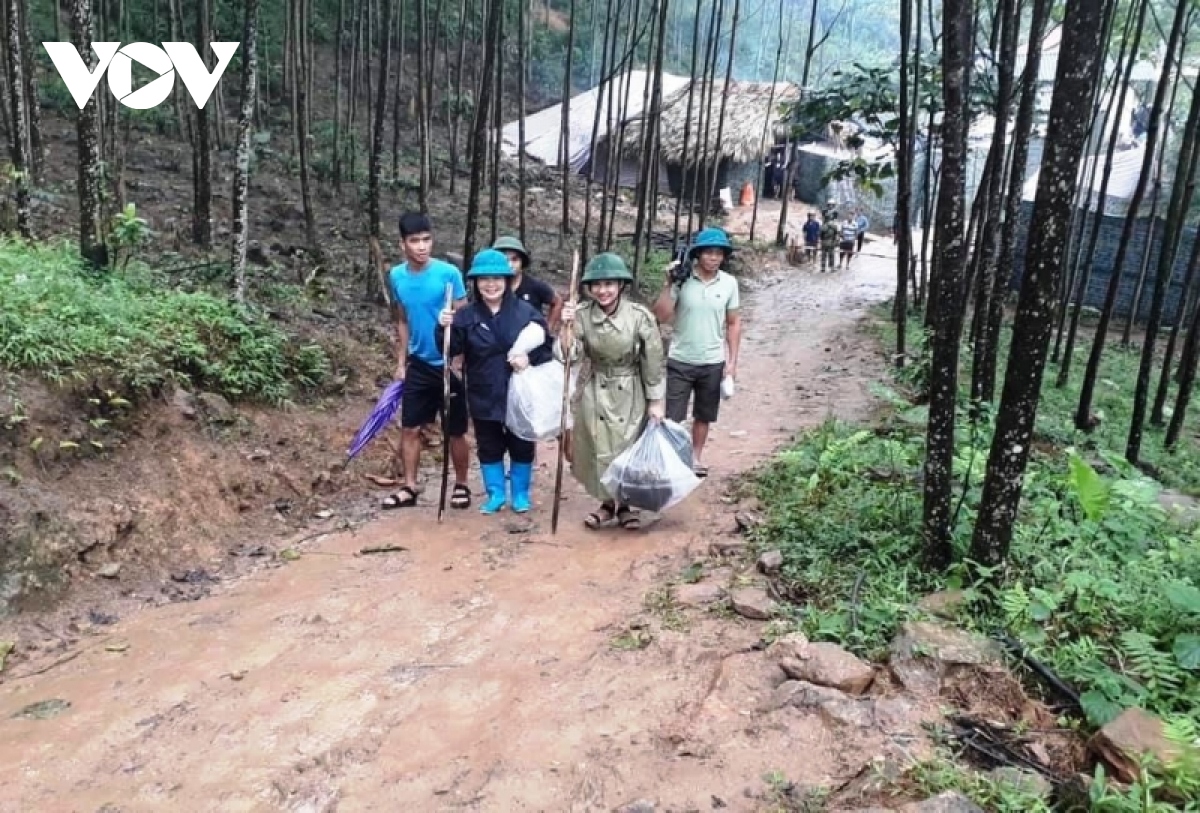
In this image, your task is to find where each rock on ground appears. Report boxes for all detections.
[757,549,784,573]
[889,622,1001,695]
[673,582,725,608]
[779,642,875,695]
[899,791,985,812]
[1090,707,1189,783]
[729,587,777,620]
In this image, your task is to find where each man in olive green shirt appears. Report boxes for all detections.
[653,228,742,478]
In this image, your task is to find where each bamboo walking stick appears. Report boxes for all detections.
[550,251,581,535]
[436,282,455,523]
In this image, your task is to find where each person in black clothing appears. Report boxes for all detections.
[493,235,564,335]
[438,248,553,515]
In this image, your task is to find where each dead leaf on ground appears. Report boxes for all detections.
[278,548,301,561]
[0,640,13,672]
[364,473,399,487]
[13,699,71,720]
[104,642,130,653]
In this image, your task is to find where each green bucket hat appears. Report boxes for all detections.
[466,248,515,278]
[492,236,530,269]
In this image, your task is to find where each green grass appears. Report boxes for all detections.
[750,304,1200,797]
[0,240,328,404]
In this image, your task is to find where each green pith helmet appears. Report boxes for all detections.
[491,235,530,268]
[581,252,634,283]
[688,226,734,259]
[466,248,515,278]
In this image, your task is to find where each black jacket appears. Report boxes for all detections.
[441,295,552,422]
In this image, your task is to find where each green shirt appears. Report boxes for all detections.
[668,269,740,366]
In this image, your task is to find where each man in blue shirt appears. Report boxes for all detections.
[382,212,471,510]
[802,211,821,265]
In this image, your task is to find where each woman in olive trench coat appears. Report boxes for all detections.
[557,252,666,530]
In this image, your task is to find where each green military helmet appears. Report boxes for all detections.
[466,248,515,278]
[688,226,734,259]
[581,252,634,283]
[492,235,530,269]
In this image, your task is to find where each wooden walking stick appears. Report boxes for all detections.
[551,251,581,535]
[436,282,455,523]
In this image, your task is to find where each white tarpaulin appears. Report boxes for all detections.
[501,70,691,170]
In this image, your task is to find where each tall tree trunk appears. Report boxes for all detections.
[1075,0,1189,433]
[688,0,720,235]
[748,0,787,244]
[920,0,972,569]
[463,0,501,262]
[368,0,394,244]
[705,0,741,211]
[670,0,704,245]
[192,0,213,247]
[1126,63,1200,461]
[775,0,821,247]
[390,0,405,183]
[70,0,102,265]
[517,0,529,242]
[488,1,504,244]
[231,0,261,302]
[1165,237,1200,448]
[1055,0,1146,387]
[558,0,576,239]
[290,0,320,257]
[1152,237,1200,426]
[4,0,28,237]
[977,0,1049,404]
[968,0,1018,399]
[333,0,346,189]
[969,0,1109,568]
[447,0,468,196]
[17,0,39,182]
[416,0,431,207]
[893,0,914,366]
[581,0,614,261]
[632,0,669,277]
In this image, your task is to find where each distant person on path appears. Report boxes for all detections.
[802,211,821,265]
[558,252,666,531]
[762,155,778,199]
[654,227,742,479]
[822,198,839,222]
[438,249,551,515]
[494,236,564,334]
[839,217,859,268]
[854,209,869,253]
[382,212,472,511]
[819,216,840,272]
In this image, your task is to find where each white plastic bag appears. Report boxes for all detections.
[506,360,577,441]
[601,420,701,513]
[721,376,735,400]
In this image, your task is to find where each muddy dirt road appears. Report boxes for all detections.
[0,245,902,812]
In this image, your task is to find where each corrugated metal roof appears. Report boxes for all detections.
[1022,145,1149,210]
[500,70,691,169]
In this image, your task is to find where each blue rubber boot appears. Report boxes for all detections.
[479,462,507,514]
[509,462,533,513]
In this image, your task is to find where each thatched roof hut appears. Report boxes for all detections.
[622,80,802,167]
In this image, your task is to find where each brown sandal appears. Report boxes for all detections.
[616,506,640,530]
[584,503,616,529]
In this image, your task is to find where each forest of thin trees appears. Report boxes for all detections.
[4,0,1200,578]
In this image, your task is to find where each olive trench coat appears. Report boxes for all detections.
[556,298,666,502]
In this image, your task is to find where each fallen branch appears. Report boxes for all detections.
[996,633,1082,710]
[5,648,82,681]
[357,543,408,555]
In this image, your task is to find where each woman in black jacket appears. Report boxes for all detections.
[438,248,551,514]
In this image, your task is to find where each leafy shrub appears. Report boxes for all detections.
[0,240,327,403]
[753,417,1200,727]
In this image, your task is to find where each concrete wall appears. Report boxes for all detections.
[1009,201,1198,325]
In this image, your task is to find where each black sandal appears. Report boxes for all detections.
[382,486,419,509]
[449,483,472,509]
[616,506,641,530]
[584,503,616,529]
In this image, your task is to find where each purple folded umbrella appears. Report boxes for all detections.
[346,380,404,461]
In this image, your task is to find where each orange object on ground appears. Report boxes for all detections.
[739,181,755,206]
